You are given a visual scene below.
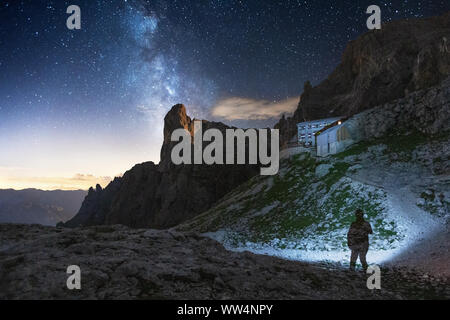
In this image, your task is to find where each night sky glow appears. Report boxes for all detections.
[1,0,449,190]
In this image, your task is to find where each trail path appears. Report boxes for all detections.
[350,162,449,277]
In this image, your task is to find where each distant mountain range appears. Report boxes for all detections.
[0,189,87,226]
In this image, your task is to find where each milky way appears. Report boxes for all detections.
[121,4,217,146]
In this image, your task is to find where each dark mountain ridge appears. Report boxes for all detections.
[275,12,450,146]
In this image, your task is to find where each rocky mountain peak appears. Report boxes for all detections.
[160,104,194,169]
[163,104,192,143]
[64,105,259,229]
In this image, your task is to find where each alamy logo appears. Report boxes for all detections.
[366,5,381,30]
[66,5,81,30]
[171,120,279,175]
[366,265,381,290]
[66,265,81,290]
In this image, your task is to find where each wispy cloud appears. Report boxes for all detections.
[211,97,298,121]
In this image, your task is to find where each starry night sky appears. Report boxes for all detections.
[0,0,449,190]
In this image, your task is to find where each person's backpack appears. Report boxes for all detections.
[347,222,368,247]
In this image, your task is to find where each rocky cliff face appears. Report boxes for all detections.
[64,105,259,229]
[276,12,450,146]
[344,76,450,142]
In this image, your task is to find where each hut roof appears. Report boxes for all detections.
[314,117,348,136]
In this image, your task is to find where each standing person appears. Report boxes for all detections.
[347,209,373,271]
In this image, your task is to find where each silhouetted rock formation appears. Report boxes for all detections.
[276,12,450,146]
[64,104,259,229]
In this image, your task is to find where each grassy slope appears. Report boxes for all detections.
[179,131,449,259]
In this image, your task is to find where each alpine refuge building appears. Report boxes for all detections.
[315,119,355,157]
[296,117,341,147]
[296,117,358,157]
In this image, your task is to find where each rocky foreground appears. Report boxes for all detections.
[0,224,448,300]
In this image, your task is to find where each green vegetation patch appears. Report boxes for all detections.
[213,153,400,251]
[187,131,437,252]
